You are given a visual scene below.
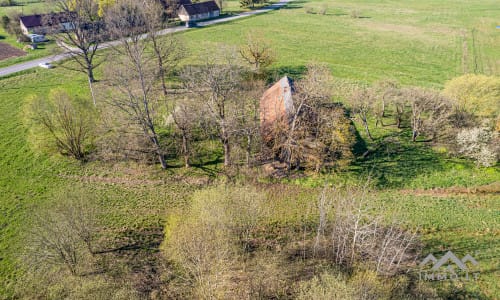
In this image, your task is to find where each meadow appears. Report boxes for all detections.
[182,0,500,87]
[0,0,499,298]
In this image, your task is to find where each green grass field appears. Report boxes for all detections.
[0,0,499,298]
[182,0,499,87]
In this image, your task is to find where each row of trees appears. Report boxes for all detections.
[348,81,452,142]
[29,0,498,170]
[346,76,499,166]
[28,0,356,173]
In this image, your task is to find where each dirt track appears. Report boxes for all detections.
[400,182,500,197]
[0,42,26,61]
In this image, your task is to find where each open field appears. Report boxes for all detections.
[0,0,50,15]
[182,0,500,87]
[0,0,499,298]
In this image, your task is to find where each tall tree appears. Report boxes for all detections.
[49,0,106,105]
[233,79,264,167]
[181,48,243,167]
[170,97,205,168]
[142,1,185,96]
[373,79,400,127]
[275,64,354,172]
[104,0,170,169]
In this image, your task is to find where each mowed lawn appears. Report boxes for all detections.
[182,0,499,87]
[0,0,499,298]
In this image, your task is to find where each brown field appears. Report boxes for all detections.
[0,42,25,60]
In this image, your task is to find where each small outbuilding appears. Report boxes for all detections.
[260,76,294,142]
[177,1,220,22]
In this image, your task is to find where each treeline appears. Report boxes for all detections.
[346,75,500,166]
[24,0,499,173]
[22,0,358,174]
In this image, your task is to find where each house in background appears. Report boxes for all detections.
[20,12,74,35]
[177,1,220,23]
[260,76,294,143]
[159,0,193,17]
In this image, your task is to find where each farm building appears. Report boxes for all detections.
[159,0,193,17]
[19,13,74,35]
[260,76,294,142]
[177,1,220,22]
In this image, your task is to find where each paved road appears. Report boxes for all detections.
[0,0,290,78]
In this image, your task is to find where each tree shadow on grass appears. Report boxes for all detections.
[94,226,167,296]
[351,130,446,188]
[96,227,163,254]
[265,65,307,84]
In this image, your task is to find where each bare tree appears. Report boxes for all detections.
[273,64,354,172]
[314,186,421,275]
[25,189,98,276]
[390,89,408,128]
[278,64,332,169]
[181,48,243,167]
[405,88,452,142]
[28,90,96,160]
[373,79,400,127]
[239,30,275,73]
[170,97,205,168]
[233,79,264,166]
[103,0,171,169]
[48,0,106,105]
[348,86,375,141]
[142,1,186,96]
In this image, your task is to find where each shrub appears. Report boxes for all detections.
[1,15,9,29]
[22,187,99,277]
[313,186,421,275]
[163,185,269,298]
[318,4,328,15]
[25,90,97,160]
[0,0,16,7]
[456,126,498,166]
[305,7,315,14]
[443,74,500,118]
[296,272,355,300]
